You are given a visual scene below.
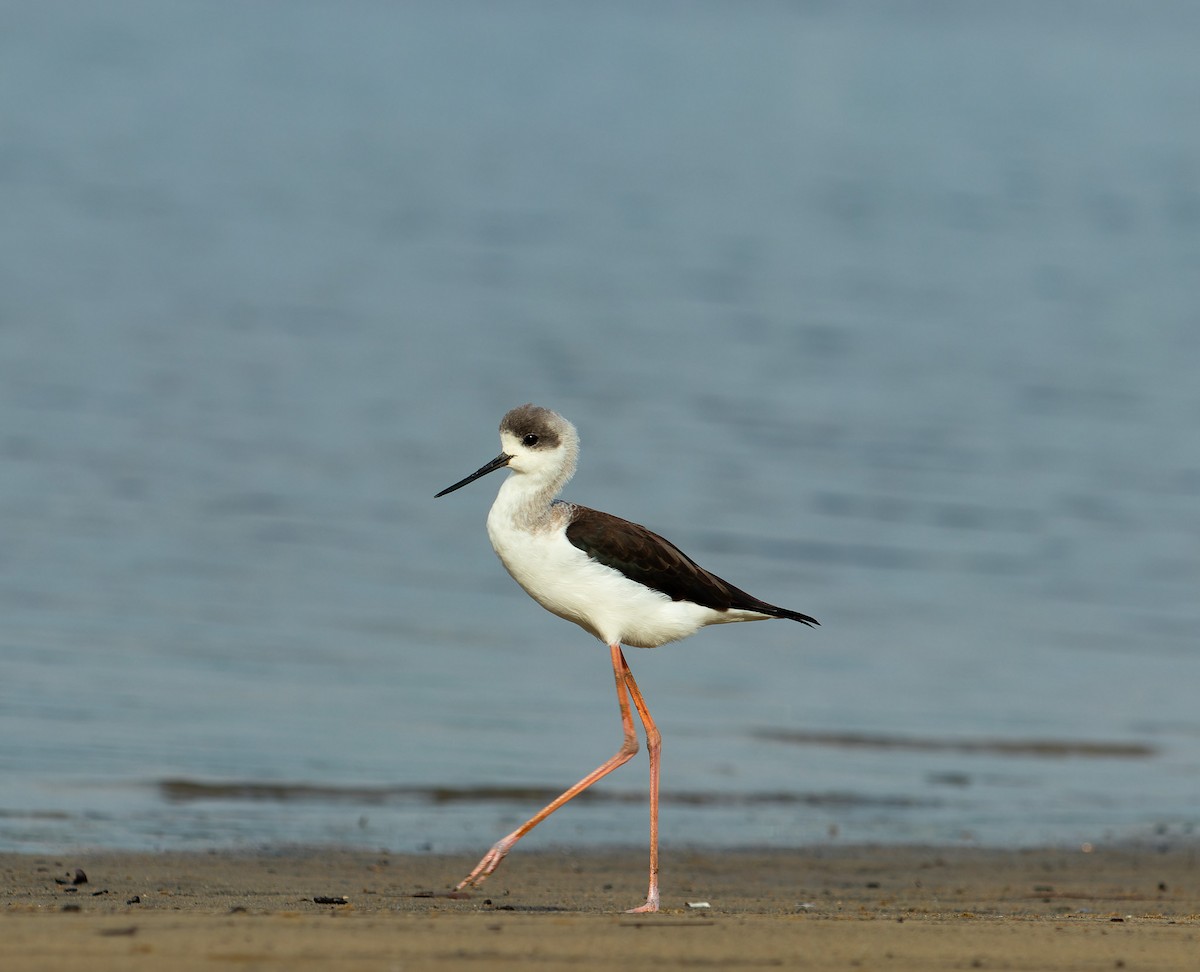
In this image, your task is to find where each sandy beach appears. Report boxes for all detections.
[2,844,1197,970]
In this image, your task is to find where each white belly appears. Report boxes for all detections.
[486,509,727,649]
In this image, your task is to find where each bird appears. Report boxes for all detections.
[435,404,818,913]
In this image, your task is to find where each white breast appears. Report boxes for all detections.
[485,503,725,649]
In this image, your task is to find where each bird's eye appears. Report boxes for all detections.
[522,433,539,447]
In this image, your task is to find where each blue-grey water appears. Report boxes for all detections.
[2,1,1199,855]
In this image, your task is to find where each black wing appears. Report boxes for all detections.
[565,506,818,626]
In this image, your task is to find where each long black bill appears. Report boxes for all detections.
[435,453,512,498]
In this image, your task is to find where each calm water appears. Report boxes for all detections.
[2,1,1199,855]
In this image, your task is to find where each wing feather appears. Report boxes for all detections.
[565,506,817,626]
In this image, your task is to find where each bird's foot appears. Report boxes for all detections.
[624,890,660,914]
[455,839,513,891]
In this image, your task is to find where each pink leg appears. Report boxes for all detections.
[456,642,642,896]
[620,652,661,913]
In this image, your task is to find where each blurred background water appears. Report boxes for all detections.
[2,1,1198,855]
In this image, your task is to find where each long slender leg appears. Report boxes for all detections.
[618,650,661,913]
[456,642,640,892]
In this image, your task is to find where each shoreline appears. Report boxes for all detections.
[4,844,1199,970]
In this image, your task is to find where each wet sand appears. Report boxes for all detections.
[3,845,1198,970]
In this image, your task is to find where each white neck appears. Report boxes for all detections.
[490,439,577,531]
